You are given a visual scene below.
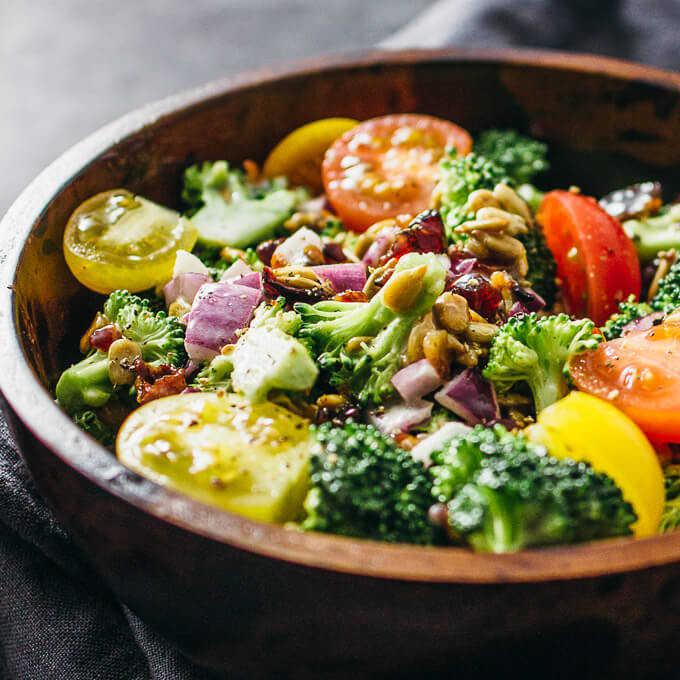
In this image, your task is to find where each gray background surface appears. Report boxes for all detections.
[0,0,432,213]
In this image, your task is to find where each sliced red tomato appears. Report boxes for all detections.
[569,311,680,442]
[537,190,641,325]
[322,114,472,233]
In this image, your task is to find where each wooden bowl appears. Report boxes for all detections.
[2,49,680,677]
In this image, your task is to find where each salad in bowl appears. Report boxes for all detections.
[55,113,680,553]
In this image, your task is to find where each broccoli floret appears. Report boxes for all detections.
[623,203,680,263]
[474,129,549,186]
[182,160,305,249]
[437,130,549,241]
[446,429,636,553]
[250,297,301,335]
[103,290,186,366]
[430,425,516,503]
[660,465,680,533]
[318,215,344,238]
[601,295,653,340]
[436,144,556,303]
[602,260,680,339]
[194,355,233,392]
[56,290,186,413]
[517,183,545,214]
[56,351,113,413]
[651,259,680,313]
[72,409,116,448]
[483,313,602,413]
[203,299,316,403]
[301,421,442,544]
[436,152,509,239]
[410,405,452,435]
[296,253,447,405]
[517,225,558,307]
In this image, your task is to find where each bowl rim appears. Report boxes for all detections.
[3,46,680,585]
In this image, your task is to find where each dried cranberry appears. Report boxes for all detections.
[449,273,502,319]
[89,324,122,352]
[381,210,446,264]
[322,241,347,264]
[255,238,285,267]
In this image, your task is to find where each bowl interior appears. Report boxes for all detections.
[4,49,680,582]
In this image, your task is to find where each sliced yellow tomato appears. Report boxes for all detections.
[263,117,358,194]
[117,392,312,523]
[63,189,197,294]
[527,392,664,537]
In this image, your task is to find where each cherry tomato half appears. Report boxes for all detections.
[537,190,641,325]
[63,189,197,294]
[569,310,680,442]
[322,114,472,233]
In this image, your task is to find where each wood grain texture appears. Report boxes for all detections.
[2,49,680,676]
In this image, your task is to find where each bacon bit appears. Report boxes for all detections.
[392,431,419,450]
[243,159,260,182]
[134,359,187,404]
[89,324,122,352]
[333,290,368,303]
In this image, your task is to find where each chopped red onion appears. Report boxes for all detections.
[220,260,253,282]
[390,359,442,402]
[434,368,500,425]
[271,227,322,267]
[369,399,433,434]
[184,359,202,379]
[362,227,398,267]
[163,272,212,308]
[311,263,366,292]
[299,195,327,213]
[512,284,546,312]
[622,310,665,335]
[173,249,210,277]
[184,281,262,361]
[235,272,262,290]
[449,252,478,276]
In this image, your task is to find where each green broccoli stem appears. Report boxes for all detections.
[359,316,414,404]
[465,486,571,553]
[55,351,113,413]
[530,364,567,413]
[465,486,517,553]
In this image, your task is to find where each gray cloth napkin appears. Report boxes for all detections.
[0,415,213,679]
[383,0,679,70]
[1,2,678,678]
